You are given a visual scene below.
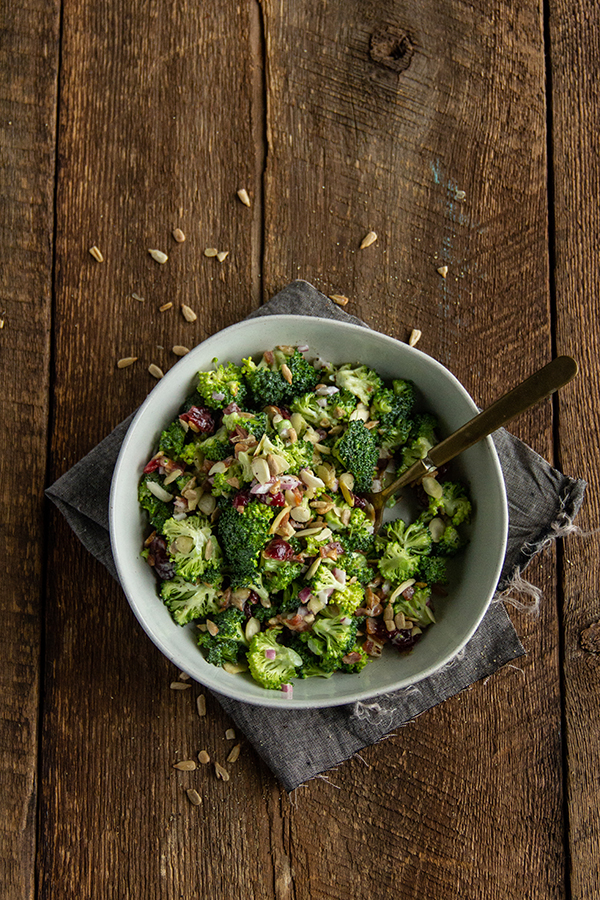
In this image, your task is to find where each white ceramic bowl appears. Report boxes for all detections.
[109,315,508,708]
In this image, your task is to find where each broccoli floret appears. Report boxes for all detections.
[280,438,315,474]
[197,425,232,461]
[160,577,223,625]
[332,420,379,493]
[301,607,360,663]
[286,636,339,678]
[370,380,416,429]
[417,555,448,585]
[340,551,375,585]
[329,388,358,421]
[196,607,250,667]
[428,481,472,526]
[334,363,383,405]
[211,468,242,497]
[339,642,370,674]
[162,515,221,582]
[378,542,421,584]
[309,561,348,597]
[289,392,330,428]
[196,360,247,409]
[261,556,304,594]
[217,500,274,587]
[325,503,375,553]
[247,627,303,689]
[331,580,365,615]
[383,518,433,555]
[435,523,467,556]
[283,349,321,400]
[379,419,413,454]
[158,420,188,458]
[242,356,287,407]
[399,413,439,472]
[222,409,268,442]
[138,474,174,531]
[392,585,435,627]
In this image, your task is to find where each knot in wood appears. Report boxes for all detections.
[580,621,600,654]
[369,28,414,74]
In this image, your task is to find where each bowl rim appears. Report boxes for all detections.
[109,314,508,708]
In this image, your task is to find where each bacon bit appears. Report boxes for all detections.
[363,638,385,658]
[342,651,362,665]
[263,350,274,366]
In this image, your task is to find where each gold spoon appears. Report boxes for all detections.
[365,355,578,533]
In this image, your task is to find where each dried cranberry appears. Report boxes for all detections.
[389,629,419,652]
[223,402,242,415]
[232,490,251,511]
[263,538,295,561]
[143,457,161,474]
[264,491,286,507]
[148,535,175,581]
[352,494,368,510]
[179,405,215,434]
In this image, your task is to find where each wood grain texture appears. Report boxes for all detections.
[261,0,563,897]
[0,1,59,897]
[548,0,600,896]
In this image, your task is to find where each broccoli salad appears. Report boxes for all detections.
[138,345,472,694]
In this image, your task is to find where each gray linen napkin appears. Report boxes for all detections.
[46,280,586,791]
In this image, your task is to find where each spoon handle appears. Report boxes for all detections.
[428,355,578,470]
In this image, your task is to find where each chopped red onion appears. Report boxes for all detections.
[298,586,313,604]
[281,683,293,695]
[211,391,226,401]
[332,567,346,587]
[297,344,309,352]
[264,647,276,660]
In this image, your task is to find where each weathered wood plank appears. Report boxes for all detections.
[42,1,282,898]
[0,1,59,897]
[262,1,562,897]
[548,0,600,896]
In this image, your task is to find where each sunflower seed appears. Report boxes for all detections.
[131,292,145,302]
[360,231,377,249]
[409,328,422,347]
[329,294,349,306]
[159,302,173,312]
[455,190,466,201]
[170,681,191,691]
[178,671,191,681]
[173,760,196,771]
[117,357,138,369]
[186,788,202,806]
[225,728,236,740]
[196,694,207,717]
[198,750,210,764]
[281,363,293,384]
[214,762,230,781]
[237,188,251,207]
[148,363,164,379]
[172,345,190,356]
[149,249,168,264]
[204,247,219,257]
[437,265,448,278]
[206,619,219,637]
[172,227,186,243]
[89,245,104,262]
[226,743,241,763]
[181,304,197,322]
[216,250,229,262]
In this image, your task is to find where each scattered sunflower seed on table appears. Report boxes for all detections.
[149,249,168,264]
[172,228,186,243]
[89,245,104,262]
[359,231,377,249]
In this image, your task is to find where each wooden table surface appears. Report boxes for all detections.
[2,0,599,897]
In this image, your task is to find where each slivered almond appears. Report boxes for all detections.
[214,762,230,781]
[89,245,104,262]
[251,456,271,484]
[329,294,349,306]
[270,506,291,534]
[409,328,422,347]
